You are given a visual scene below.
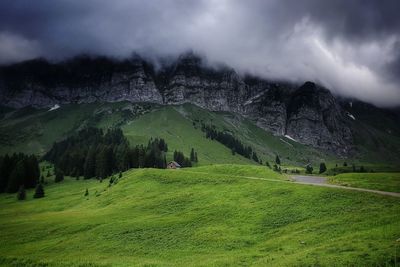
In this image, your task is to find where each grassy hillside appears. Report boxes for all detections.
[1,101,400,170]
[121,105,254,165]
[329,172,400,193]
[0,102,141,155]
[0,102,332,167]
[0,164,399,266]
[346,102,400,165]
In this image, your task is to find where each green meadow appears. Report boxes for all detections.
[329,172,400,193]
[0,165,399,266]
[1,103,400,266]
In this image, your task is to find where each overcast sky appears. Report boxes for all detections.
[0,0,399,106]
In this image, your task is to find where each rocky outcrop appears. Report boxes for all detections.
[285,82,352,154]
[162,53,249,112]
[0,54,354,154]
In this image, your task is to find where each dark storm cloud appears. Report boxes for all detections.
[0,0,399,106]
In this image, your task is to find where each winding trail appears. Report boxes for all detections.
[291,175,400,198]
[180,170,400,198]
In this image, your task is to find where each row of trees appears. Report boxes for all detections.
[44,127,171,179]
[201,124,261,164]
[305,163,326,174]
[271,155,327,175]
[0,153,40,193]
[173,150,192,167]
[336,163,369,173]
[17,183,45,200]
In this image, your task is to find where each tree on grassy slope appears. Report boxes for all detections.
[275,155,281,165]
[6,161,26,193]
[17,185,26,200]
[319,163,327,174]
[190,148,195,162]
[1,154,40,193]
[33,183,45,198]
[55,169,64,183]
[306,165,313,174]
[83,145,96,179]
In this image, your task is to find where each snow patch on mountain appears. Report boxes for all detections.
[346,112,356,120]
[48,104,60,111]
[284,135,298,142]
[243,91,266,105]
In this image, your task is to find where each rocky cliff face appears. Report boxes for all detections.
[285,82,352,155]
[0,54,354,154]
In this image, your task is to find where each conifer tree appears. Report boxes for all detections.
[306,165,313,174]
[83,145,97,179]
[0,155,12,192]
[319,163,327,174]
[252,152,259,163]
[266,161,271,169]
[17,185,26,200]
[273,164,279,172]
[55,169,64,183]
[6,161,26,193]
[275,155,281,165]
[25,155,40,188]
[95,147,112,179]
[190,148,195,162]
[33,183,45,198]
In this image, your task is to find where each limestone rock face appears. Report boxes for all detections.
[0,55,354,154]
[0,57,163,108]
[285,82,352,155]
[162,53,248,113]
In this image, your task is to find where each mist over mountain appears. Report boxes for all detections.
[1,0,400,106]
[1,52,399,156]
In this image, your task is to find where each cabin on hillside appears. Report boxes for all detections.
[167,161,181,169]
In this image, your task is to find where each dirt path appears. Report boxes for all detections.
[182,170,400,197]
[292,175,400,198]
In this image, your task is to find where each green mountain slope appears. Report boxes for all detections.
[0,102,330,167]
[0,165,398,266]
[344,102,400,165]
[1,101,399,170]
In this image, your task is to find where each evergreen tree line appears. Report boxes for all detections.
[190,148,198,163]
[201,124,261,164]
[44,127,169,179]
[0,153,40,193]
[173,149,195,167]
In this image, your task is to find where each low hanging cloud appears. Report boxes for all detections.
[0,0,399,106]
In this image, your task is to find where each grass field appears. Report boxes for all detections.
[0,164,399,266]
[329,172,400,193]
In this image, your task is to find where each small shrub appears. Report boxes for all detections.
[17,185,26,200]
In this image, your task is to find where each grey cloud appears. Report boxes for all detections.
[0,0,399,106]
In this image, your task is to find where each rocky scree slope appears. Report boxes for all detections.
[0,54,356,154]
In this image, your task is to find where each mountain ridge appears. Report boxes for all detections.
[0,53,398,155]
